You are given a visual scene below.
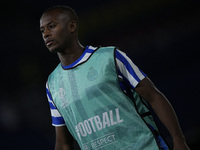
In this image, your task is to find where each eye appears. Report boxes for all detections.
[40,29,44,33]
[49,24,56,29]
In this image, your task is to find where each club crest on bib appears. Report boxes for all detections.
[87,66,98,81]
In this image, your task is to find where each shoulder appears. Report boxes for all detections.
[98,46,116,52]
[98,46,127,59]
[86,45,117,54]
[94,46,117,56]
[48,63,62,80]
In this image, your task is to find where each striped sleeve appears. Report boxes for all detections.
[115,49,147,89]
[46,82,65,126]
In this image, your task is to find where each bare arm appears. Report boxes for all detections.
[135,77,190,150]
[55,126,73,150]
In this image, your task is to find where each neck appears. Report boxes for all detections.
[57,41,84,66]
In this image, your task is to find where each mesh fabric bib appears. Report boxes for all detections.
[48,47,159,150]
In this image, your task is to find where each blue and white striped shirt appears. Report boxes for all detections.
[46,46,147,126]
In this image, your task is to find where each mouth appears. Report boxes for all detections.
[46,40,55,46]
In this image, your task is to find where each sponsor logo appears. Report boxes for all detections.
[75,108,123,140]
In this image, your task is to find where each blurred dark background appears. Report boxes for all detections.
[0,0,199,149]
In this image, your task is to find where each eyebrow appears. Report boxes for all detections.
[40,21,54,29]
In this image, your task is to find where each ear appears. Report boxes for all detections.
[68,20,77,33]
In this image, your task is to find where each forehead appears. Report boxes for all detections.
[40,10,68,27]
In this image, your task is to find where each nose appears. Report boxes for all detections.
[43,29,51,39]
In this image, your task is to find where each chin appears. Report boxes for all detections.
[48,46,59,53]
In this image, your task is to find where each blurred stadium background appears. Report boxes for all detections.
[0,0,199,149]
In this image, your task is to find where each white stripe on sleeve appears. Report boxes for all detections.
[116,58,139,88]
[117,50,145,80]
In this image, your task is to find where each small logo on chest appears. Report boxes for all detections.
[58,88,65,99]
[58,88,69,108]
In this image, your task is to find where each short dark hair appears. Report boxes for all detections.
[43,5,78,23]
